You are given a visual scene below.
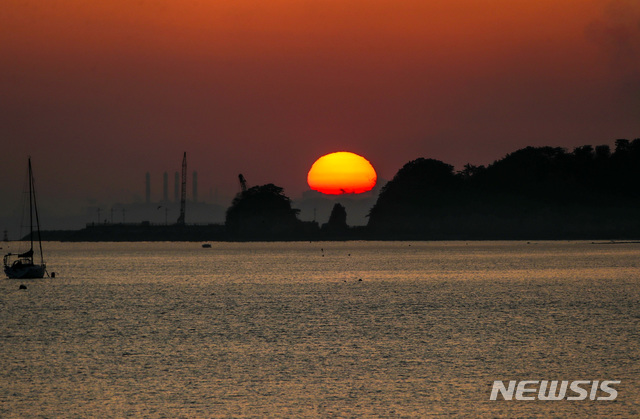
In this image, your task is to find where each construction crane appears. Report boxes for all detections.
[238,173,247,193]
[176,152,187,225]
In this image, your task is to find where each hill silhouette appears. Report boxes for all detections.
[368,139,640,239]
[225,184,317,240]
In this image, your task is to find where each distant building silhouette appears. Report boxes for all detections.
[193,171,198,203]
[174,172,179,203]
[163,172,169,202]
[145,172,151,204]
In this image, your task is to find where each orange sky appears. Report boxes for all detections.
[1,0,639,226]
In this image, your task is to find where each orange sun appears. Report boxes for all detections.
[307,151,377,194]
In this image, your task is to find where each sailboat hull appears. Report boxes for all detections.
[4,263,46,279]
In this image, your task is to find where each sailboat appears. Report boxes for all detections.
[3,158,47,279]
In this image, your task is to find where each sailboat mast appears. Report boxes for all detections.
[28,158,44,264]
[28,157,34,256]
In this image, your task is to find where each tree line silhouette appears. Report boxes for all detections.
[367,139,640,239]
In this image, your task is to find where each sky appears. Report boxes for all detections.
[1,0,639,227]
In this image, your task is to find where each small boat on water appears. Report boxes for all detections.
[4,158,48,279]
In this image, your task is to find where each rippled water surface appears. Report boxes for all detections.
[1,241,639,417]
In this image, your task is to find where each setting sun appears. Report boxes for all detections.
[307,151,377,194]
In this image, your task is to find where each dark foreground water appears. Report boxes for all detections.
[1,241,638,417]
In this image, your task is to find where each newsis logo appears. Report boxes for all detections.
[490,380,620,401]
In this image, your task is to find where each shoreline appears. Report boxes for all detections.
[16,227,640,243]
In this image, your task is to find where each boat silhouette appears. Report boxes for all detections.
[4,158,48,279]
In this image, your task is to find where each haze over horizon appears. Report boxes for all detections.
[1,0,639,230]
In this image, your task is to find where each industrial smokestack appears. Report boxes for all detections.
[193,171,198,203]
[177,152,186,225]
[145,172,151,204]
[174,172,179,203]
[163,172,168,202]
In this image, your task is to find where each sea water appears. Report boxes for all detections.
[0,241,638,417]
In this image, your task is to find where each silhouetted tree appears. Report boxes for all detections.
[595,144,611,160]
[573,145,594,160]
[459,163,485,179]
[615,139,630,154]
[481,146,570,189]
[225,184,301,238]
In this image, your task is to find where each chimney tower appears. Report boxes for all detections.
[145,172,151,204]
[177,152,187,225]
[163,172,168,202]
[193,171,198,203]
